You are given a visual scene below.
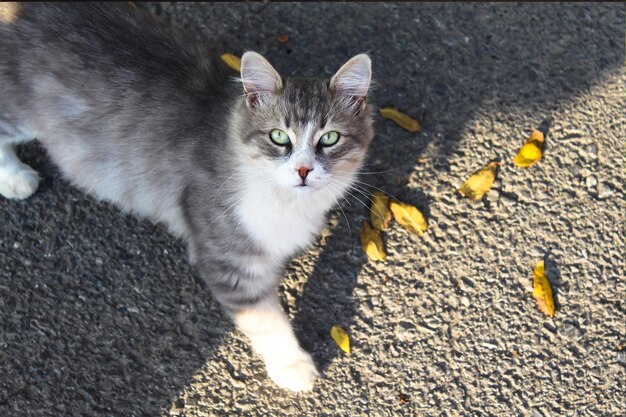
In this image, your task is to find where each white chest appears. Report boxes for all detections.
[234,188,333,261]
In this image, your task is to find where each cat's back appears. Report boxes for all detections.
[1,2,234,138]
[1,3,231,99]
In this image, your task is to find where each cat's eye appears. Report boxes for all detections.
[319,131,340,147]
[270,129,291,146]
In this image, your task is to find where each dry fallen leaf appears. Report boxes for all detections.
[220,53,241,72]
[514,130,545,167]
[277,34,289,43]
[389,200,428,236]
[379,108,421,133]
[330,325,351,354]
[370,191,392,231]
[457,161,500,201]
[360,222,386,261]
[533,260,555,317]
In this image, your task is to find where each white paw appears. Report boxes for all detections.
[0,164,40,200]
[266,351,319,392]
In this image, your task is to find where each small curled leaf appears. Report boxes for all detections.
[457,161,499,201]
[220,53,241,72]
[370,191,392,231]
[379,108,421,133]
[389,200,428,236]
[330,325,351,354]
[514,130,545,167]
[360,222,386,261]
[533,260,555,317]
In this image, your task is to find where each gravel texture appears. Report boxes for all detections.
[1,2,624,416]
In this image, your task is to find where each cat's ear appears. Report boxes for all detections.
[330,54,371,110]
[240,51,283,109]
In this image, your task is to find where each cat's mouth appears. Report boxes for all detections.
[293,182,315,194]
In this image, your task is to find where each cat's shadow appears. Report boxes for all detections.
[291,153,432,374]
[2,142,231,415]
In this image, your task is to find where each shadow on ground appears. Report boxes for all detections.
[0,2,622,415]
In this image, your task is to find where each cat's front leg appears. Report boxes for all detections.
[193,248,319,391]
[231,293,318,391]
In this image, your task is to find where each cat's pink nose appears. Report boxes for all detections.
[297,166,313,180]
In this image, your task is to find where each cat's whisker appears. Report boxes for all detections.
[329,103,359,119]
[331,178,376,205]
[320,185,351,237]
[346,183,378,201]
[230,218,243,249]
[339,175,402,202]
[325,181,356,217]
[288,67,303,77]
[330,184,352,230]
[322,181,348,210]
[339,193,353,207]
[327,179,372,215]
[327,182,357,211]
[239,90,274,99]
[343,191,374,216]
[345,183,395,223]
[328,178,391,223]
[216,172,239,194]
[357,168,399,175]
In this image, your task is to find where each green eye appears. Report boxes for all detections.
[319,131,340,146]
[270,129,291,146]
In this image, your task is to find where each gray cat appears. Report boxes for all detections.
[0,3,373,391]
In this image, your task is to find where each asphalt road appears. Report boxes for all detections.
[1,3,624,416]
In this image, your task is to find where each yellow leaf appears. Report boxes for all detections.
[457,161,499,201]
[360,222,386,261]
[220,53,241,72]
[370,191,392,231]
[389,200,428,236]
[532,260,555,317]
[514,130,545,167]
[379,108,421,133]
[330,325,351,354]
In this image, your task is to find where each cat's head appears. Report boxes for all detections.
[233,51,374,201]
